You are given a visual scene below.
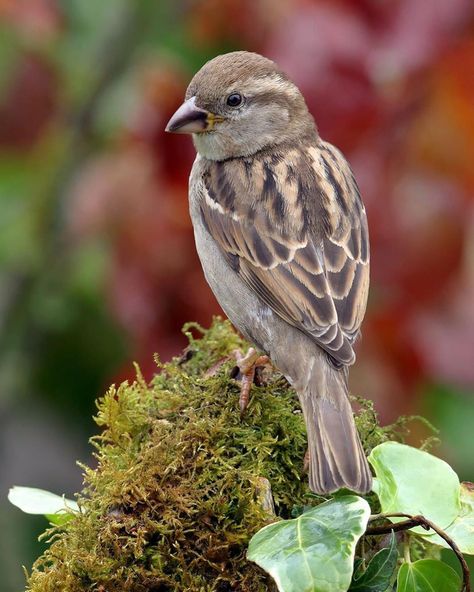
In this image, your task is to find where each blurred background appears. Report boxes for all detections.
[0,0,473,588]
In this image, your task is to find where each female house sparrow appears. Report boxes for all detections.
[165,51,371,494]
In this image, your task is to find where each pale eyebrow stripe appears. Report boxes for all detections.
[225,73,299,99]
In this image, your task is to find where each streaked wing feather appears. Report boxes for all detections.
[199,141,369,365]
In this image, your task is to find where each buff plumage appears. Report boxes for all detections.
[166,51,372,494]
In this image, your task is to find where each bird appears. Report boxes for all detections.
[165,51,372,495]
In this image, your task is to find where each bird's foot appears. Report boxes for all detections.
[231,348,271,416]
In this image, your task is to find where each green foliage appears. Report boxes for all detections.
[25,319,311,591]
[247,496,371,592]
[397,559,461,592]
[369,442,460,532]
[8,487,79,526]
[367,440,474,562]
[349,533,398,591]
[13,320,473,591]
[250,441,474,592]
[421,384,474,481]
[422,482,474,553]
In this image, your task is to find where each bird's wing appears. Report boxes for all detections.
[199,141,369,366]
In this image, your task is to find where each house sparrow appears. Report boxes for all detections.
[165,51,372,494]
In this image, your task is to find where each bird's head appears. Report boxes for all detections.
[165,51,316,160]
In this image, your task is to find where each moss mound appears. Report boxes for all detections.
[26,319,398,592]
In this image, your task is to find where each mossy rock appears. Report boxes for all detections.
[26,319,395,592]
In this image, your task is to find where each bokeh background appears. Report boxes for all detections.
[1,0,473,588]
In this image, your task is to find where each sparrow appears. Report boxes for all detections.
[165,51,372,495]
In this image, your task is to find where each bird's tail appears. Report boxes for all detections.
[298,359,372,495]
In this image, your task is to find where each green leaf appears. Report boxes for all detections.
[8,486,79,524]
[247,495,371,592]
[397,559,461,592]
[421,482,474,554]
[349,532,398,591]
[44,512,76,526]
[368,442,460,533]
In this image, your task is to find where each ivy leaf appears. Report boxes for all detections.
[421,481,474,554]
[397,559,461,592]
[349,532,398,591]
[247,495,371,592]
[8,486,79,525]
[368,442,460,533]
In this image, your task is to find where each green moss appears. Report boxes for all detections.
[26,318,425,592]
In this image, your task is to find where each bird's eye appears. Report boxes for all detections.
[226,93,243,107]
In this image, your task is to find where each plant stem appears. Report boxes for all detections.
[403,531,411,564]
[366,513,470,592]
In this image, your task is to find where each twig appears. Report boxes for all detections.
[366,512,470,592]
[367,518,423,534]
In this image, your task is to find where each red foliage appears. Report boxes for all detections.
[0,53,58,150]
[0,0,61,40]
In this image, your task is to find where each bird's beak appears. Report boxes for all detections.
[165,97,223,134]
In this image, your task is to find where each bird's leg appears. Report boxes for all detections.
[232,348,270,415]
[233,348,258,415]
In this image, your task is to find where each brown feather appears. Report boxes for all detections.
[175,50,373,494]
[300,355,372,494]
[199,139,370,366]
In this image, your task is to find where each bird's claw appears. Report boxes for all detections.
[231,348,271,416]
